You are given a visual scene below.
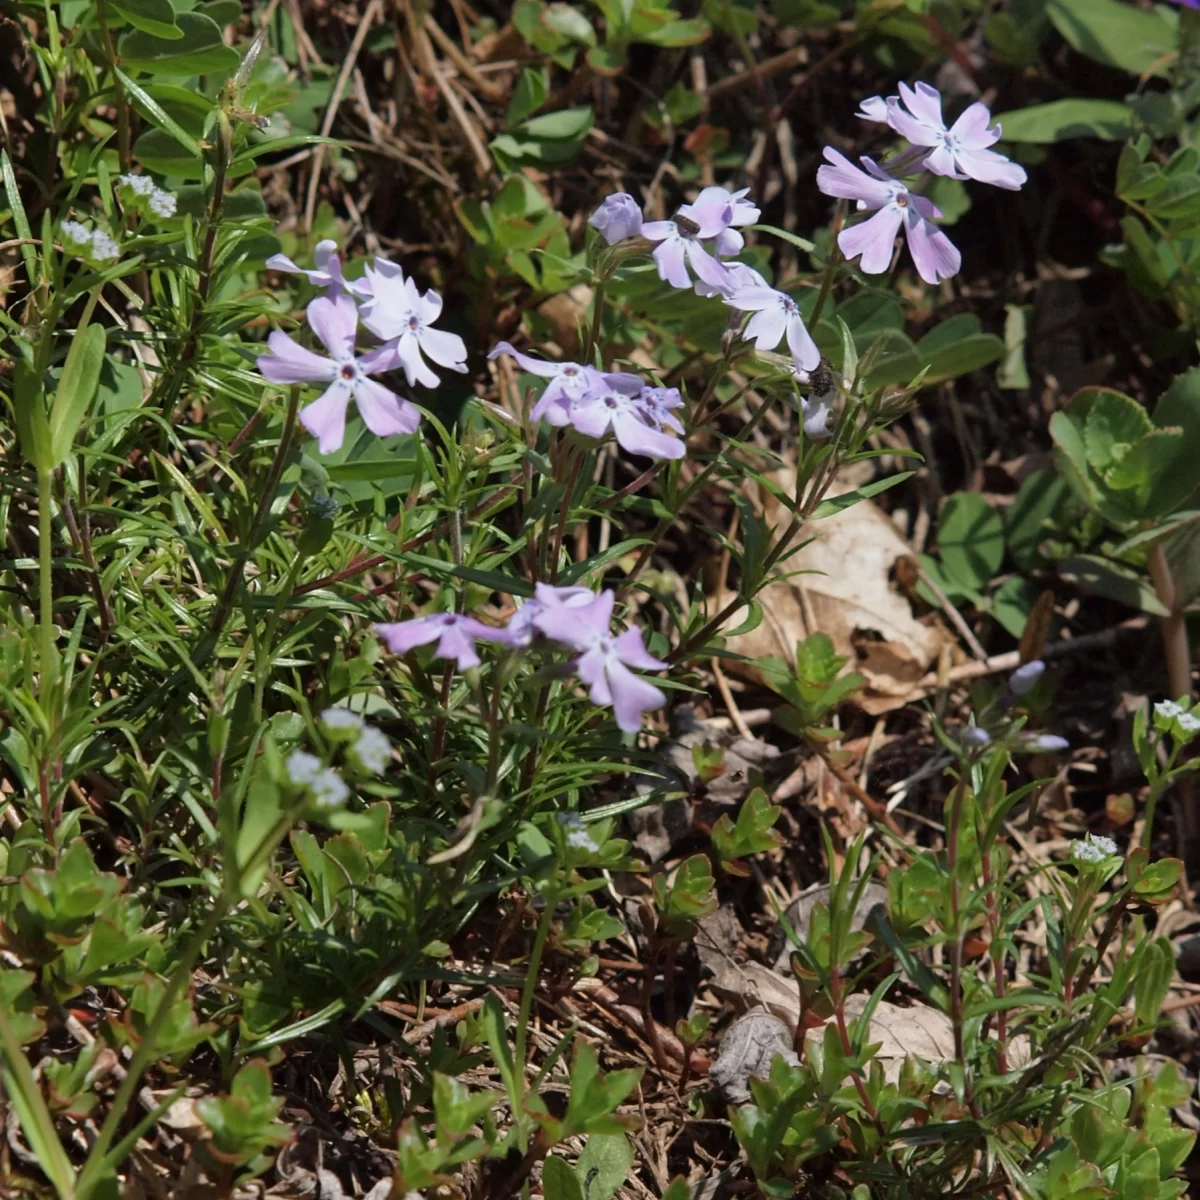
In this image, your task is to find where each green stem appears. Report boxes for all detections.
[583,272,609,364]
[208,385,300,642]
[514,886,558,1096]
[1142,741,1181,850]
[252,557,304,722]
[809,205,846,326]
[95,0,131,171]
[37,465,56,714]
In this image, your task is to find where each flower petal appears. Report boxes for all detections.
[786,313,821,372]
[418,326,468,371]
[396,331,439,388]
[653,237,691,289]
[605,658,666,732]
[437,623,480,670]
[743,306,788,350]
[838,205,904,275]
[258,330,338,383]
[613,627,666,670]
[949,102,1001,149]
[489,341,567,378]
[903,210,961,284]
[816,147,894,209]
[375,617,441,655]
[611,409,685,460]
[299,381,353,454]
[353,378,421,437]
[307,294,358,360]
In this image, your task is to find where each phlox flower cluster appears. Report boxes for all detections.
[489,342,686,461]
[818,82,1025,285]
[588,189,821,376]
[376,583,666,733]
[256,243,467,454]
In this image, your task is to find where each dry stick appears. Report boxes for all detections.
[423,13,505,101]
[430,53,493,178]
[303,0,383,233]
[1147,544,1193,702]
[918,562,990,664]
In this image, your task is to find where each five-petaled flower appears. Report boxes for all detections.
[816,148,961,284]
[534,589,667,732]
[724,281,821,372]
[256,294,419,454]
[359,266,469,388]
[885,83,1027,190]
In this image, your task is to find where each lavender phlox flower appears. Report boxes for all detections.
[533,589,667,733]
[1071,833,1118,863]
[641,188,737,291]
[723,276,821,372]
[816,148,961,285]
[502,584,596,648]
[375,612,508,671]
[885,82,1027,190]
[857,96,889,123]
[487,343,640,427]
[634,384,685,435]
[568,381,686,460]
[589,192,644,244]
[266,239,346,295]
[256,293,419,454]
[1008,660,1045,696]
[358,267,468,388]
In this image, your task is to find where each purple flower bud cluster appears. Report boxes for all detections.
[817,82,1025,285]
[376,583,666,733]
[258,244,467,454]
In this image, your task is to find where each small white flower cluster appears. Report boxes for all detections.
[1155,699,1200,736]
[1070,833,1118,864]
[320,707,392,774]
[285,749,349,809]
[557,812,599,853]
[118,173,177,222]
[60,219,120,263]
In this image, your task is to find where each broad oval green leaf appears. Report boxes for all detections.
[998,99,1134,144]
[118,11,240,77]
[1047,0,1174,78]
[111,0,182,38]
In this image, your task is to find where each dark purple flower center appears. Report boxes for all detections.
[441,615,458,627]
[340,364,356,380]
[782,298,797,314]
[895,193,908,208]
[564,367,577,377]
[604,395,619,409]
[408,314,420,330]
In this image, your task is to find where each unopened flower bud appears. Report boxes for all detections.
[588,192,644,245]
[962,726,991,748]
[1008,660,1045,696]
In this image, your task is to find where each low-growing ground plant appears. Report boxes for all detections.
[0,2,1198,1198]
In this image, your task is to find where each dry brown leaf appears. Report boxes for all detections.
[718,475,947,714]
[805,994,954,1082]
[708,961,802,1024]
[709,1006,800,1104]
